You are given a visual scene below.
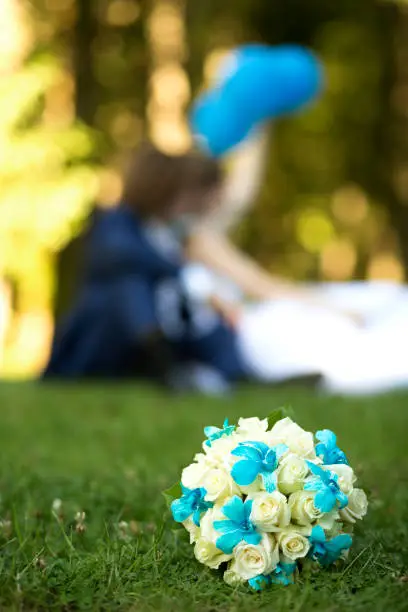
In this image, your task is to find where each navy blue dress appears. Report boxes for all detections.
[43,206,246,383]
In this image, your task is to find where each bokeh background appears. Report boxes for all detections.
[1,0,408,379]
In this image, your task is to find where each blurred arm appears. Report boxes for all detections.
[201,128,269,233]
[186,127,295,301]
[185,130,364,317]
[185,228,303,301]
[186,230,364,324]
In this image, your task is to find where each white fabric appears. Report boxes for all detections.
[180,263,408,395]
[236,282,408,395]
[180,264,242,304]
[180,264,215,302]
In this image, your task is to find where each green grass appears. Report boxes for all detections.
[0,382,406,611]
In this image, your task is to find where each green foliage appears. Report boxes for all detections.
[0,54,99,310]
[266,406,294,428]
[0,383,406,610]
[162,481,182,508]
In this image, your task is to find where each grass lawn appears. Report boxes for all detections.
[0,382,406,611]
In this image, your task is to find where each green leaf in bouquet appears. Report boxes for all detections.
[267,406,295,429]
[162,481,182,508]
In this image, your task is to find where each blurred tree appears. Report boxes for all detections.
[185,0,261,95]
[74,0,99,125]
[56,0,148,319]
[374,0,408,279]
[54,0,100,321]
[0,1,99,375]
[223,0,404,283]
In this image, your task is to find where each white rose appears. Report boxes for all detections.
[182,461,238,503]
[340,488,368,524]
[237,476,263,497]
[288,490,323,525]
[323,518,343,538]
[194,506,232,568]
[268,417,316,460]
[203,435,241,469]
[194,538,232,569]
[277,453,309,495]
[182,518,201,544]
[181,460,208,490]
[228,534,279,581]
[200,505,226,545]
[236,417,269,441]
[194,452,207,463]
[278,528,311,561]
[202,468,239,502]
[325,464,356,495]
[223,567,245,587]
[316,509,340,534]
[249,491,290,532]
[195,507,233,568]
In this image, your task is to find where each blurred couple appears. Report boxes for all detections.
[44,139,408,395]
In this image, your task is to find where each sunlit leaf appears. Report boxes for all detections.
[162,482,182,509]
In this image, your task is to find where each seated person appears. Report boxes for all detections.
[43,143,248,392]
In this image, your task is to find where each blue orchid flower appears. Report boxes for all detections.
[248,563,296,591]
[308,525,353,566]
[315,429,348,465]
[304,462,348,512]
[231,441,288,493]
[214,496,261,554]
[271,562,297,586]
[171,486,213,527]
[248,573,272,591]
[204,418,236,447]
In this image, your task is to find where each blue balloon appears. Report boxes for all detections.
[190,89,254,158]
[222,45,323,123]
[190,44,324,158]
[215,43,272,85]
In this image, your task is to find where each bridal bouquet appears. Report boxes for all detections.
[164,411,368,590]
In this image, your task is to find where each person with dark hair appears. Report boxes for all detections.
[43,143,247,393]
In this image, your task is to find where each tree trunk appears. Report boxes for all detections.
[376,2,408,279]
[54,0,98,320]
[73,0,98,125]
